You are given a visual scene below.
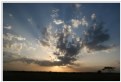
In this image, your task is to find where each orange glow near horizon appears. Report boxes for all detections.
[50,66,64,72]
[3,61,76,72]
[4,61,120,72]
[49,66,75,72]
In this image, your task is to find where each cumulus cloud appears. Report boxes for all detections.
[39,10,113,66]
[56,33,82,60]
[4,25,12,30]
[40,23,83,65]
[3,33,27,56]
[3,33,13,41]
[91,13,96,20]
[81,17,88,27]
[3,33,26,41]
[71,17,88,28]
[82,46,91,53]
[71,19,81,28]
[40,13,112,66]
[53,19,64,25]
[3,42,25,54]
[63,24,72,35]
[11,43,23,52]
[17,35,26,41]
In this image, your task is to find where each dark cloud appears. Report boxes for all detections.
[84,22,112,51]
[11,58,70,66]
[3,51,63,66]
[39,13,113,66]
[40,26,53,47]
[47,25,83,65]
[40,39,50,47]
[40,24,83,66]
[40,20,113,66]
[3,51,21,63]
[85,44,112,51]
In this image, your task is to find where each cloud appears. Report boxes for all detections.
[11,43,23,52]
[40,22,83,65]
[27,18,33,24]
[9,13,13,17]
[75,4,81,9]
[40,39,50,47]
[71,19,81,28]
[4,17,113,67]
[83,31,89,36]
[28,47,36,51]
[3,33,13,41]
[3,42,25,54]
[3,33,26,41]
[63,24,72,34]
[16,35,26,41]
[81,17,88,27]
[3,33,26,56]
[71,17,88,28]
[39,11,113,66]
[91,13,96,20]
[52,27,83,65]
[40,32,51,47]
[19,58,62,66]
[3,51,21,63]
[83,22,111,52]
[82,46,91,53]
[85,44,112,52]
[10,57,75,66]
[40,14,112,66]
[51,8,59,18]
[53,19,64,25]
[4,25,12,30]
[40,24,59,48]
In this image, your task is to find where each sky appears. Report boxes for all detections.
[3,3,120,72]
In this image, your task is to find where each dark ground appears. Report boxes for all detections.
[3,71,120,81]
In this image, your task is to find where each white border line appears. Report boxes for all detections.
[2,1,121,3]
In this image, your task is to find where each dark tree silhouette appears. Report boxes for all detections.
[97,70,102,74]
[102,67,115,73]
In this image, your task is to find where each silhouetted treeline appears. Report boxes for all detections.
[3,71,120,81]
